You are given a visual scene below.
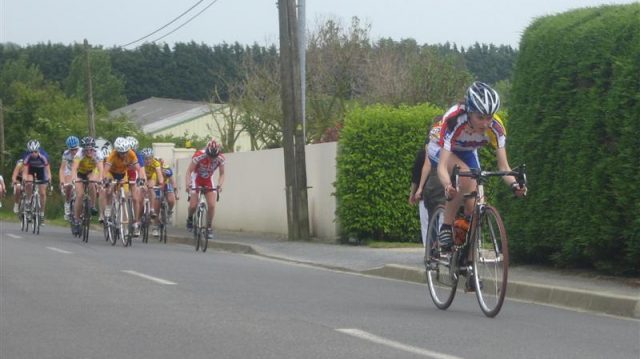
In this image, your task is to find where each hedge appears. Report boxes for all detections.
[501,4,640,274]
[335,103,443,242]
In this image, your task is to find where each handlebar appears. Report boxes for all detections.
[451,164,527,190]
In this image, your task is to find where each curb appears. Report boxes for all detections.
[168,236,639,319]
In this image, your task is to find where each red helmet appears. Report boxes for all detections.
[205,139,221,157]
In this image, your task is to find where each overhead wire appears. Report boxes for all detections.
[120,0,209,48]
[148,0,221,44]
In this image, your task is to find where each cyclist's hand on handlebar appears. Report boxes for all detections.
[444,183,457,200]
[136,178,145,187]
[511,182,527,198]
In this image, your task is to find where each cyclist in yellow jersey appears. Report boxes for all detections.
[141,148,164,236]
[70,137,104,233]
[103,137,146,231]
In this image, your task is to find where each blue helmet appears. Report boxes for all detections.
[65,136,80,149]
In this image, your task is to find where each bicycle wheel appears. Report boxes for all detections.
[141,199,150,243]
[20,199,27,232]
[32,196,40,235]
[472,206,509,318]
[194,207,201,251]
[82,197,90,243]
[425,205,458,310]
[159,202,168,244]
[124,198,134,247]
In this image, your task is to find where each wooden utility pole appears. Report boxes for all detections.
[278,0,310,241]
[0,99,4,169]
[84,39,96,137]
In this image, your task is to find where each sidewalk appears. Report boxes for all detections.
[166,227,640,319]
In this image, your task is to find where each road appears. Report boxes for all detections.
[1,221,638,359]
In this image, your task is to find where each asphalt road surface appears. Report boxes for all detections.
[1,221,638,359]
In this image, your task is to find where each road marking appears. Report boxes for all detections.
[47,247,73,254]
[121,270,177,285]
[336,329,464,359]
[6,234,22,239]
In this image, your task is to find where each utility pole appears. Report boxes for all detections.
[278,0,310,241]
[0,99,4,169]
[84,39,96,137]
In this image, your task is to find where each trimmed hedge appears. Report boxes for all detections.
[336,103,443,242]
[502,4,640,274]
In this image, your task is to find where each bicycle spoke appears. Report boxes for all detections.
[425,205,457,309]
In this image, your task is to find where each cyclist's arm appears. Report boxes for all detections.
[134,163,146,182]
[217,164,225,191]
[70,159,80,183]
[58,158,66,186]
[21,162,28,180]
[496,148,527,197]
[96,161,104,182]
[45,163,52,183]
[185,162,196,193]
[11,164,21,184]
[437,148,454,192]
[415,146,431,201]
[155,166,164,185]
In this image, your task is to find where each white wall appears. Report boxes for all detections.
[155,142,339,241]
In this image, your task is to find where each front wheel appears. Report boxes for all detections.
[472,206,509,318]
[425,205,457,310]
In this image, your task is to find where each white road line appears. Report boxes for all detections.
[47,247,73,254]
[336,329,464,359]
[121,270,177,285]
[6,234,22,239]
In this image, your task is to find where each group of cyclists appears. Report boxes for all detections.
[6,133,226,242]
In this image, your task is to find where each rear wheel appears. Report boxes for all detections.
[473,206,509,318]
[425,205,457,310]
[32,197,41,235]
[159,202,168,243]
[124,199,134,247]
[82,197,91,243]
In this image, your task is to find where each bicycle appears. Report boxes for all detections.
[63,183,76,234]
[104,179,135,247]
[22,178,48,235]
[190,186,219,252]
[425,164,526,317]
[73,179,101,243]
[17,183,28,232]
[140,186,152,243]
[156,187,169,244]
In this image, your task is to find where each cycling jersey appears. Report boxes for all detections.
[190,150,225,189]
[438,104,506,152]
[22,149,50,169]
[105,150,138,174]
[62,148,82,176]
[143,157,162,181]
[75,149,104,175]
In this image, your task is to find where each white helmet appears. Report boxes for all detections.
[126,136,138,151]
[465,81,500,116]
[101,142,113,158]
[114,137,129,153]
[27,139,41,152]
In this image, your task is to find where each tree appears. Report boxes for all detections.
[65,47,127,111]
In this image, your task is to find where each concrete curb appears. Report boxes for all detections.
[168,236,640,319]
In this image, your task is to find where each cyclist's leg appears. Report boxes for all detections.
[13,182,22,213]
[73,180,85,222]
[442,153,476,225]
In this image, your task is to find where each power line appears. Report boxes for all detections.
[148,0,221,44]
[120,0,208,48]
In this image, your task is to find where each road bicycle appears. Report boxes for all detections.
[21,178,49,235]
[73,179,101,243]
[104,179,135,247]
[190,186,219,252]
[156,187,169,244]
[425,164,526,317]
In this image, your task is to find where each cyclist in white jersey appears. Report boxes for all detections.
[436,82,527,252]
[59,136,81,220]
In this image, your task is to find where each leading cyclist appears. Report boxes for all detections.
[185,138,225,240]
[435,82,527,253]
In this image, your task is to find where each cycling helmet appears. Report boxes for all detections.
[65,136,80,149]
[27,140,40,152]
[141,147,154,158]
[465,81,500,116]
[205,139,221,157]
[101,142,113,158]
[126,136,139,151]
[113,137,129,153]
[162,164,173,177]
[80,136,96,148]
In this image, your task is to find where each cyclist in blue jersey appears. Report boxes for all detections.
[21,140,52,222]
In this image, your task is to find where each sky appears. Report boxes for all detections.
[1,0,638,49]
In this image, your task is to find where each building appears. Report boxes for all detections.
[110,97,254,152]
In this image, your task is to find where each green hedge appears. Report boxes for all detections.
[336,103,443,242]
[502,4,640,274]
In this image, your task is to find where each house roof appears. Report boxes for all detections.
[110,97,221,134]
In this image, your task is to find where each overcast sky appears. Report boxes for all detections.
[1,0,637,49]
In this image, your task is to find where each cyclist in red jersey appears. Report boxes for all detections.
[185,139,225,239]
